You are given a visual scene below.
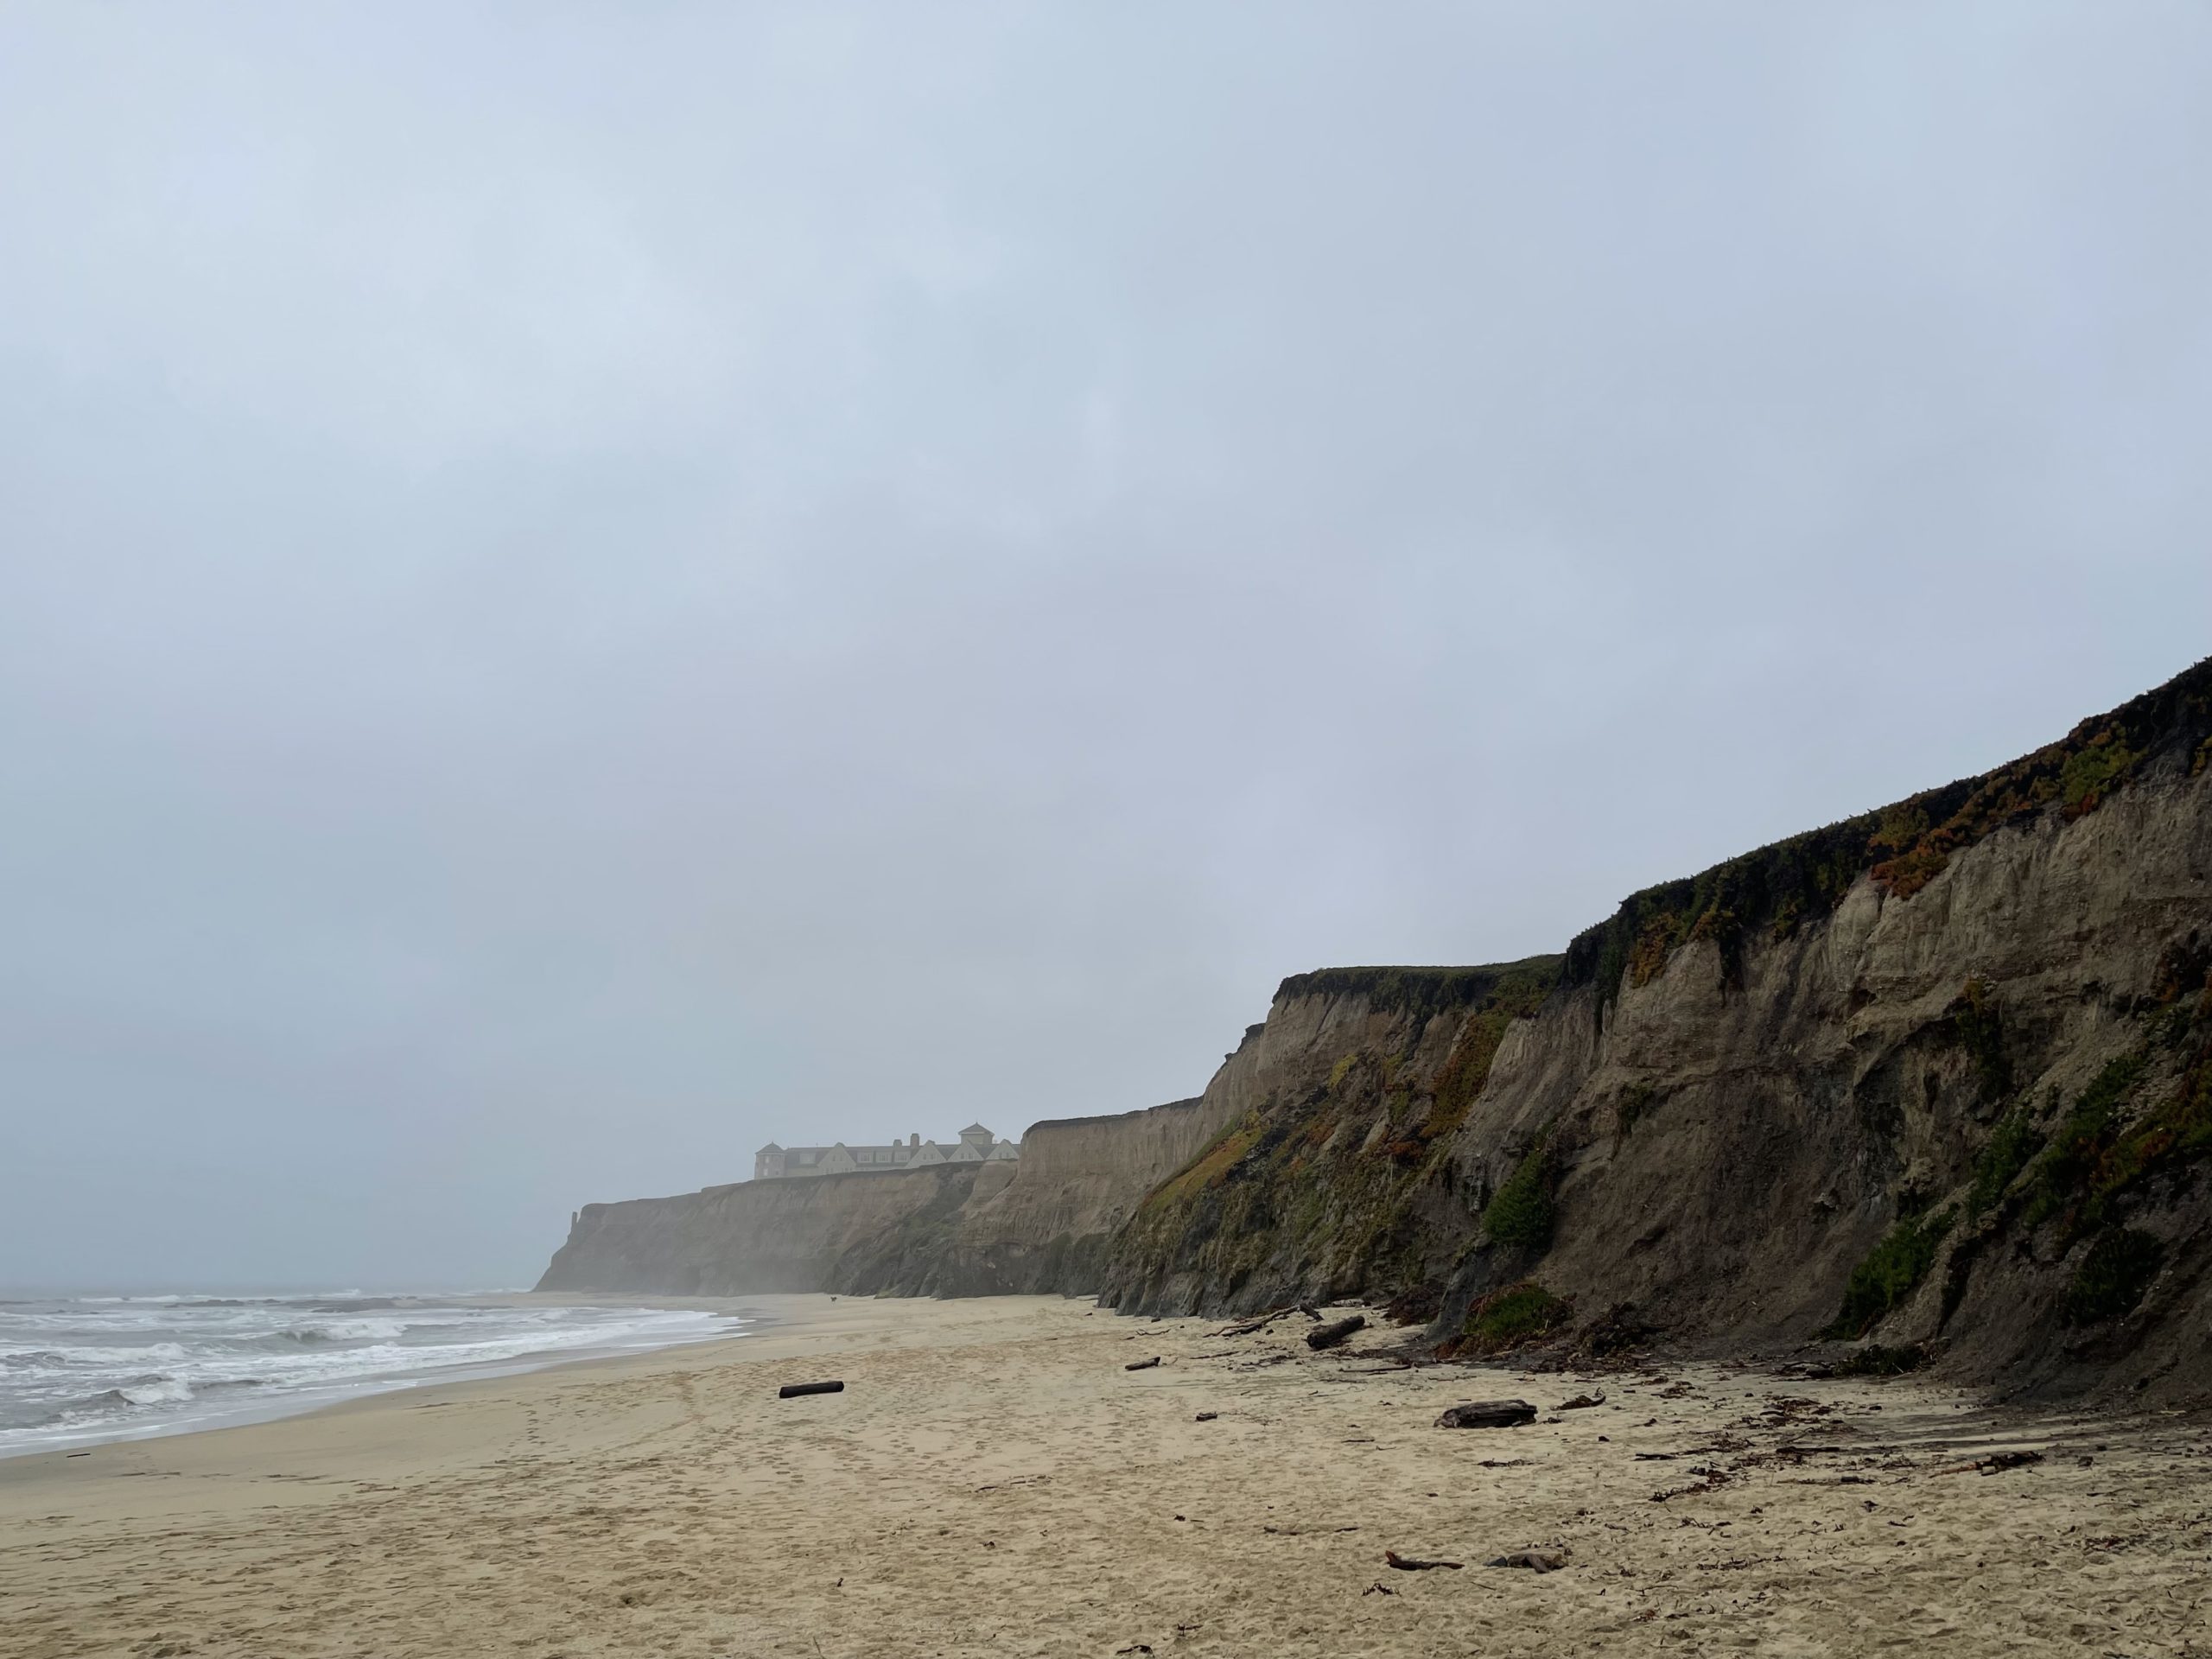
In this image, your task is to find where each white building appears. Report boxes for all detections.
[753,1122,1018,1181]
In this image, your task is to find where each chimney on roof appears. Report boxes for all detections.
[911,1133,919,1147]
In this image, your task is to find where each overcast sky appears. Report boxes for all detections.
[3,4,2208,1291]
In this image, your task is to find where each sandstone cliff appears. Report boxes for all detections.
[1102,658,2212,1402]
[535,1096,1226,1298]
[542,658,2212,1401]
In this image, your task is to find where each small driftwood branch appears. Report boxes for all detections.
[1125,1356,1162,1371]
[1384,1549,1464,1571]
[1554,1391,1605,1410]
[779,1381,844,1399]
[1217,1307,1299,1338]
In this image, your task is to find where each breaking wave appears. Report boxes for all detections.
[0,1294,734,1456]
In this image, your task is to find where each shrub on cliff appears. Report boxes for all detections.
[1482,1144,1555,1251]
[1439,1281,1569,1357]
[2063,1228,2164,1325]
[1827,1207,1955,1338]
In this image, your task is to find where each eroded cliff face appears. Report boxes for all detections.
[880,1097,1227,1295]
[543,658,2212,1401]
[537,1163,988,1295]
[1101,661,2212,1402]
[534,1095,1228,1299]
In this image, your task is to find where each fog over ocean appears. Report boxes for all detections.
[0,1294,739,1458]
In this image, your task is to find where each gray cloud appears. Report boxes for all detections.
[3,3,2208,1289]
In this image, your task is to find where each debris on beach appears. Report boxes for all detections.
[1435,1399,1536,1429]
[777,1381,843,1399]
[1555,1391,1606,1410]
[1307,1315,1367,1351]
[1125,1356,1162,1371]
[1385,1549,1464,1570]
[1936,1449,2044,1476]
[1218,1308,1298,1338]
[1195,1411,1217,1421]
[1486,1547,1570,1573]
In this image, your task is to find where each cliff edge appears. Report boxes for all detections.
[541,657,2212,1401]
[535,1096,1225,1298]
[1102,656,2212,1403]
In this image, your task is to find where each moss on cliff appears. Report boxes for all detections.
[1965,1100,2045,1222]
[1952,976,2013,1104]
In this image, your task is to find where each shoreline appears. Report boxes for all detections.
[4,1294,2209,1656]
[0,1291,766,1465]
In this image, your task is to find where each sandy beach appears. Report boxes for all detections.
[3,1294,2208,1657]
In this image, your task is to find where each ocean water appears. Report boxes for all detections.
[0,1294,741,1459]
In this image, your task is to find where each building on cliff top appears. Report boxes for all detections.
[753,1122,1017,1181]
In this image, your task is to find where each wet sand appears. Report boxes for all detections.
[3,1294,2208,1656]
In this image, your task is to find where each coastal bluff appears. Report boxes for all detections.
[536,1096,1225,1298]
[543,658,2212,1402]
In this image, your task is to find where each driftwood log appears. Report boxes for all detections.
[1306,1315,1366,1351]
[778,1381,844,1399]
[1936,1449,2044,1475]
[1384,1550,1463,1571]
[1434,1399,1537,1429]
[1125,1356,1162,1371]
[1217,1307,1297,1338]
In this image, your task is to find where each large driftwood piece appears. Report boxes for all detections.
[1434,1398,1536,1429]
[1306,1315,1366,1351]
[778,1381,844,1399]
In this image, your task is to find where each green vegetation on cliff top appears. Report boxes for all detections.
[1562,655,2212,996]
[1276,957,1564,1023]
